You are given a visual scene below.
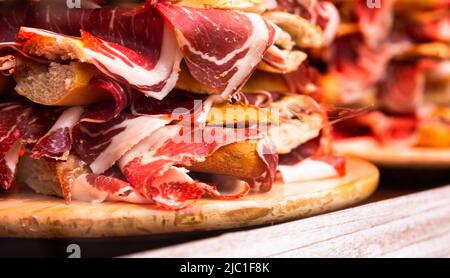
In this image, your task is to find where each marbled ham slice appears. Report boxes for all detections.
[278,134,346,182]
[72,113,171,175]
[328,34,406,103]
[83,76,132,123]
[6,2,278,101]
[30,107,84,160]
[339,111,420,147]
[52,159,150,204]
[69,173,151,204]
[378,61,426,115]
[148,167,251,210]
[156,2,276,98]
[0,101,70,189]
[131,89,206,118]
[254,135,278,192]
[0,103,30,189]
[118,125,265,209]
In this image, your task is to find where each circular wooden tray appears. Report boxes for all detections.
[0,158,378,238]
[335,137,450,168]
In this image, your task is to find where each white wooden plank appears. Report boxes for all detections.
[125,185,450,258]
[380,232,450,258]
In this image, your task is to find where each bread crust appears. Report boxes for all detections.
[14,62,110,106]
[187,141,266,178]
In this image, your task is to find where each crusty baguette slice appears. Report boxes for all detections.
[187,140,267,179]
[13,61,110,106]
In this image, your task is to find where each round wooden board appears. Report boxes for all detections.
[335,137,450,168]
[0,158,378,238]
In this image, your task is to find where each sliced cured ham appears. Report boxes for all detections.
[2,2,279,101]
[83,76,132,122]
[131,89,206,118]
[118,125,270,209]
[30,106,84,160]
[72,113,171,175]
[0,103,29,189]
[337,112,420,147]
[19,154,150,204]
[156,2,276,98]
[254,135,278,192]
[0,101,68,189]
[327,34,407,103]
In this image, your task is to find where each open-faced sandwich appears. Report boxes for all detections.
[319,0,450,152]
[0,0,349,210]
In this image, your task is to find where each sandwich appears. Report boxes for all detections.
[319,0,450,149]
[0,0,346,210]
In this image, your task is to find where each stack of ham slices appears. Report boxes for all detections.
[320,0,450,148]
[0,0,346,210]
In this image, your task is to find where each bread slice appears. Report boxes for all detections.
[187,141,267,178]
[13,61,110,106]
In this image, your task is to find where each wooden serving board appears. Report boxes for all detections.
[335,137,450,168]
[0,158,378,238]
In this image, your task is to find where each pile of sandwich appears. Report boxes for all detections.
[320,0,450,147]
[0,0,347,210]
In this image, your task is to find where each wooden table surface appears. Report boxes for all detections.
[1,167,450,258]
[126,185,450,258]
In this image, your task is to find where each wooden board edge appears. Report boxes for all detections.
[0,158,379,238]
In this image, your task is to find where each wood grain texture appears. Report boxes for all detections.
[0,158,378,238]
[126,185,450,258]
[334,137,450,168]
